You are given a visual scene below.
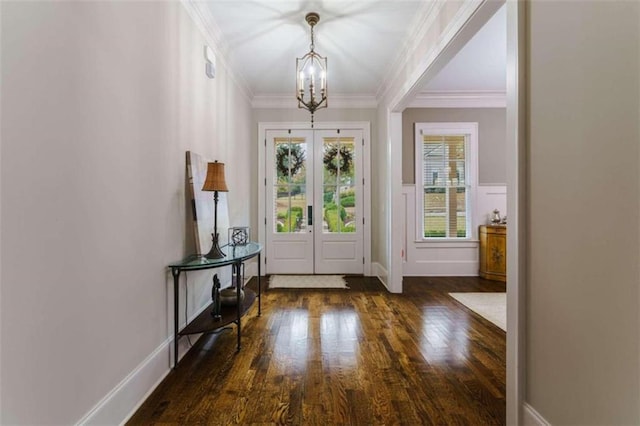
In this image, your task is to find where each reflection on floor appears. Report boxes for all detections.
[128,276,506,425]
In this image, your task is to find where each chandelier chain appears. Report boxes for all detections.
[296,11,327,127]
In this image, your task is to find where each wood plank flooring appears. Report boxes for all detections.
[128,276,506,425]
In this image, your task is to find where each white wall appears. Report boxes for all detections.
[0,2,252,424]
[526,1,639,423]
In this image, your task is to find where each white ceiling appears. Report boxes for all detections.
[200,1,506,103]
[424,4,506,93]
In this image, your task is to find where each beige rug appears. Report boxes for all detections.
[449,292,506,331]
[269,275,348,289]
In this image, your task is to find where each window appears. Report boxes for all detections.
[415,122,478,240]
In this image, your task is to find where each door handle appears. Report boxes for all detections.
[308,205,313,226]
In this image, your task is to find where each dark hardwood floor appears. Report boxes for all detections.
[128,276,506,425]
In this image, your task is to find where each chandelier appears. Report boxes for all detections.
[296,12,327,127]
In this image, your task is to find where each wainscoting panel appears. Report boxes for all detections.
[402,184,506,276]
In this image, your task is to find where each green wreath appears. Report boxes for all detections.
[276,144,305,177]
[323,145,353,176]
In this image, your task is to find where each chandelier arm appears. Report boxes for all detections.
[297,95,328,114]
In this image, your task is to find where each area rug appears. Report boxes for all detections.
[448,292,506,331]
[269,275,349,289]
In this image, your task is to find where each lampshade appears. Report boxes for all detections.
[202,161,228,192]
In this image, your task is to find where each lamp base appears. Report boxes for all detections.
[205,233,226,259]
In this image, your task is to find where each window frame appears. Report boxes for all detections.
[414,122,479,242]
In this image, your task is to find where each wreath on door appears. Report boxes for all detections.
[276,144,305,177]
[323,145,353,176]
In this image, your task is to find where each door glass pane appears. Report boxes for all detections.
[323,186,340,233]
[339,185,356,232]
[273,137,307,233]
[322,139,338,185]
[323,136,356,234]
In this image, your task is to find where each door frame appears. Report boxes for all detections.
[258,121,372,276]
[383,1,524,422]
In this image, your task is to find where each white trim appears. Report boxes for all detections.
[77,278,232,425]
[412,240,479,248]
[180,0,228,57]
[77,287,225,425]
[0,1,3,414]
[257,122,372,276]
[522,402,550,426]
[381,0,523,423]
[409,91,507,108]
[376,0,443,101]
[388,112,404,293]
[387,0,488,110]
[403,268,478,274]
[252,94,377,109]
[76,339,171,425]
[179,0,253,102]
[506,1,526,424]
[385,1,503,112]
[414,122,479,241]
[244,259,259,280]
[402,184,480,277]
[372,262,389,290]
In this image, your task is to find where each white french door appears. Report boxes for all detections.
[265,129,314,273]
[265,128,364,275]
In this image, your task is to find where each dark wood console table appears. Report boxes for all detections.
[168,242,261,368]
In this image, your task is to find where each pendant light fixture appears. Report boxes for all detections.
[296,12,327,127]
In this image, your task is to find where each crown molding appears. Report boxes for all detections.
[180,0,253,102]
[376,0,442,101]
[251,94,378,109]
[180,0,228,57]
[378,0,487,109]
[409,90,507,108]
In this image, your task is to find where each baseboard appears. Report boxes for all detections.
[372,262,389,290]
[403,260,479,276]
[76,300,212,425]
[523,402,550,426]
[244,258,258,279]
[76,338,171,425]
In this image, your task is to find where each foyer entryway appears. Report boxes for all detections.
[260,124,370,275]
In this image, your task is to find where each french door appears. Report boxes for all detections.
[265,128,364,274]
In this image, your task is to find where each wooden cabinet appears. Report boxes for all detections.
[479,225,506,282]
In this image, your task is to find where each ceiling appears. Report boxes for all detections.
[201,1,506,104]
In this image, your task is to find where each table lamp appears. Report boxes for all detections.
[202,160,228,259]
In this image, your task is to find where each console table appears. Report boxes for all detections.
[168,242,261,368]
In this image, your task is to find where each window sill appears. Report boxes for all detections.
[413,239,479,249]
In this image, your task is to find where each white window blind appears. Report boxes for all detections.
[415,122,478,241]
[422,135,468,238]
